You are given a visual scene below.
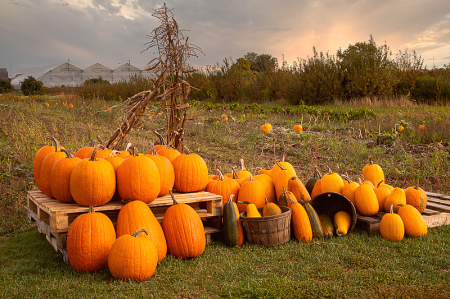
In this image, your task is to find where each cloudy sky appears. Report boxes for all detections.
[1,0,450,75]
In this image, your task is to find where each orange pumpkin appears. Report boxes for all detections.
[361,156,385,186]
[70,145,116,206]
[373,180,392,212]
[39,139,67,198]
[172,148,209,193]
[206,169,240,211]
[384,188,406,213]
[84,145,112,159]
[74,140,95,159]
[116,147,160,203]
[33,137,60,192]
[270,150,297,181]
[162,191,206,259]
[405,183,427,213]
[116,200,167,262]
[354,184,379,216]
[236,174,266,213]
[273,162,296,200]
[241,173,276,203]
[108,229,158,281]
[146,144,175,197]
[293,124,303,132]
[288,176,311,203]
[67,206,116,273]
[341,176,360,206]
[236,159,252,179]
[321,168,344,194]
[158,145,181,163]
[50,149,81,203]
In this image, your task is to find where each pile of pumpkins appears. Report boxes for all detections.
[32,135,429,280]
[32,135,212,281]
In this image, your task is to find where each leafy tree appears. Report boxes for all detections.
[21,76,44,96]
[84,77,111,86]
[244,52,278,72]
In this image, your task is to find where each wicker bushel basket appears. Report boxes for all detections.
[309,192,357,233]
[240,206,292,247]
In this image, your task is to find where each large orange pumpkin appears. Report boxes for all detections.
[162,191,206,259]
[70,145,116,206]
[354,184,379,216]
[116,147,160,203]
[116,200,167,262]
[108,229,158,281]
[270,150,297,181]
[361,156,385,186]
[236,174,266,213]
[51,149,81,203]
[172,148,208,193]
[241,173,276,203]
[158,145,181,163]
[321,168,345,194]
[67,206,116,273]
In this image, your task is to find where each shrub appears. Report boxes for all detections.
[21,76,44,96]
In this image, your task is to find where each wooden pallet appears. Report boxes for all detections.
[27,190,223,262]
[355,191,450,235]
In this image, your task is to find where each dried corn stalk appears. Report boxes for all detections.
[106,4,201,152]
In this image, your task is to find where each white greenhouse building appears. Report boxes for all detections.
[11,62,153,90]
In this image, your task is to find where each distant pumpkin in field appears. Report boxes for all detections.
[418,124,425,132]
[398,125,404,133]
[293,125,303,133]
[45,103,49,107]
[260,123,272,134]
[69,104,73,108]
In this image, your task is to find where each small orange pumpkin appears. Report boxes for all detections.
[51,149,81,203]
[172,147,209,193]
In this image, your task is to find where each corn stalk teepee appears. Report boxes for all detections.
[105,3,202,153]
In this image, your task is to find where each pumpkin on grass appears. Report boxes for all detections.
[108,229,158,281]
[116,200,167,262]
[380,204,404,242]
[70,145,116,206]
[288,197,312,242]
[222,194,244,247]
[270,150,297,181]
[67,206,116,273]
[172,147,208,193]
[162,190,206,259]
[51,149,81,203]
[116,147,160,203]
[397,204,427,237]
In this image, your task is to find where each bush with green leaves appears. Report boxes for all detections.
[21,76,44,96]
[0,80,11,93]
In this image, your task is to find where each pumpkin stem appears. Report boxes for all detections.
[341,175,351,184]
[287,197,296,206]
[149,142,158,155]
[61,148,73,158]
[227,194,235,203]
[389,204,394,214]
[184,146,192,155]
[248,174,254,181]
[213,169,226,181]
[276,161,287,171]
[231,167,241,180]
[132,229,149,237]
[109,150,120,157]
[264,197,269,205]
[376,180,385,188]
[169,189,179,205]
[89,144,102,161]
[237,201,252,205]
[327,166,333,174]
[282,149,288,162]
[89,140,96,147]
[314,167,322,179]
[131,146,139,156]
[154,130,166,145]
[47,136,62,152]
[240,159,246,171]
[368,156,373,165]
[125,142,132,152]
[359,174,368,182]
[88,206,95,213]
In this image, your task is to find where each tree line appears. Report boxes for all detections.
[186,36,450,105]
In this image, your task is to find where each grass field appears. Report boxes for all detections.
[1,93,450,298]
